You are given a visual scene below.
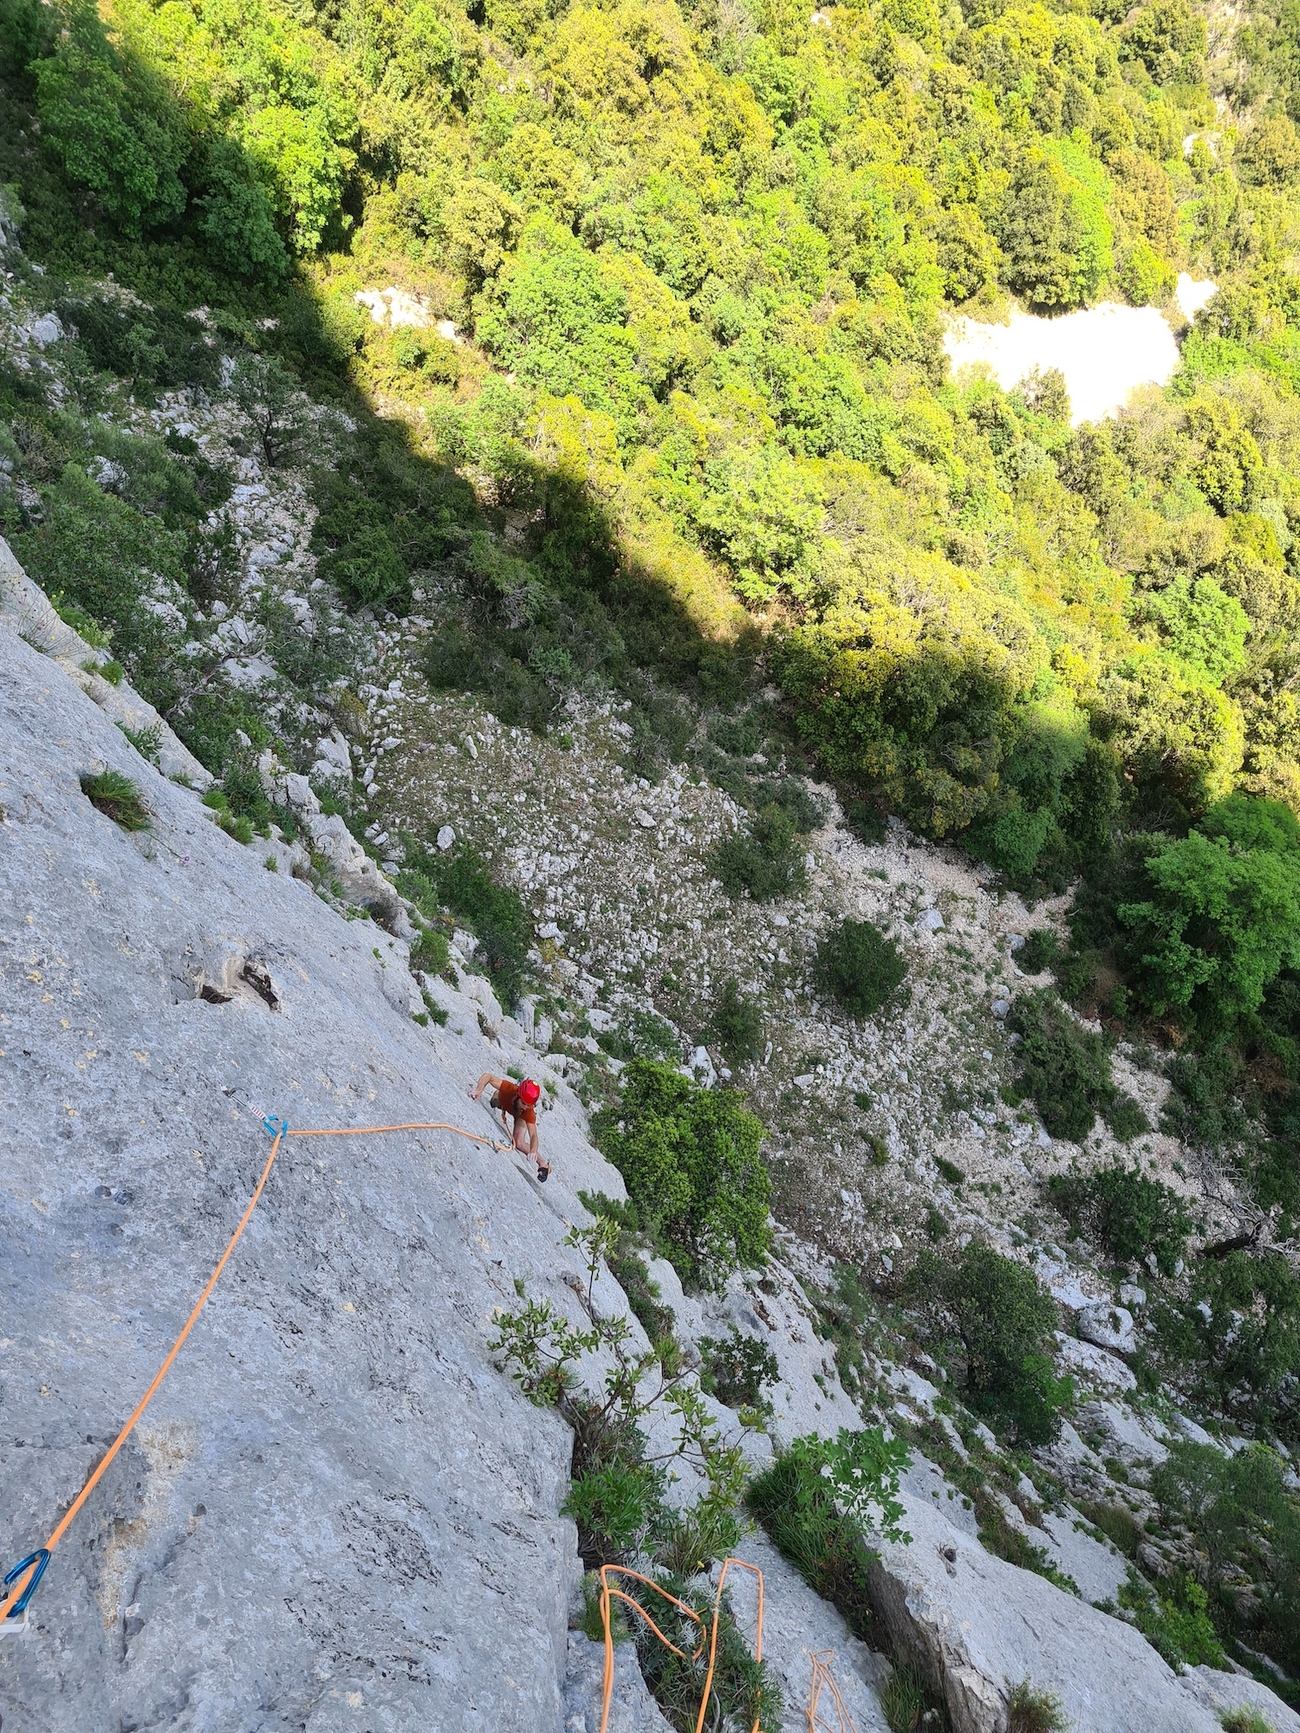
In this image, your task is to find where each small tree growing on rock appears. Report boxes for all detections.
[593,1059,771,1290]
[906,1244,1070,1445]
[710,803,805,902]
[706,978,763,1068]
[1007,988,1115,1141]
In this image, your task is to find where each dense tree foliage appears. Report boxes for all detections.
[6,0,1300,889]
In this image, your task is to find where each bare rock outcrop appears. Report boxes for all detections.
[0,620,608,1729]
[865,1480,1298,1733]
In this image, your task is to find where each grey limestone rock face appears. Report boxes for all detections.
[562,1632,674,1733]
[726,1530,891,1733]
[864,1481,1298,1733]
[0,623,614,1731]
[1076,1302,1137,1355]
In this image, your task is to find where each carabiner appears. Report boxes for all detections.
[0,1549,50,1637]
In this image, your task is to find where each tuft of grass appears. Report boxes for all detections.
[119,721,163,764]
[880,1663,927,1733]
[202,788,256,844]
[813,918,908,1018]
[80,769,149,831]
[1219,1711,1275,1733]
[55,595,111,647]
[1076,1499,1142,1558]
[1007,1679,1069,1733]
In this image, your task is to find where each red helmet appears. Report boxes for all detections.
[519,1078,541,1106]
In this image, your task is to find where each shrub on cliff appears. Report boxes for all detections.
[593,1059,771,1289]
[907,1244,1069,1445]
[812,918,908,1019]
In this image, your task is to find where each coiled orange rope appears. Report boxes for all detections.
[806,1648,858,1733]
[0,1115,513,1629]
[597,1557,766,1733]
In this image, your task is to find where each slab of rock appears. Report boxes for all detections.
[562,1632,673,1733]
[1055,1332,1137,1394]
[1075,1398,1170,1468]
[1077,1303,1137,1355]
[0,534,212,788]
[1179,1665,1300,1733]
[0,622,630,1730]
[866,1486,1231,1733]
[727,1530,892,1732]
[1038,1508,1128,1606]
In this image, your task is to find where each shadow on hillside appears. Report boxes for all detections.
[0,0,772,780]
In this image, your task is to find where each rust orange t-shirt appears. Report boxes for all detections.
[496,1079,536,1126]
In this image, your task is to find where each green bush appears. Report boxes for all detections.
[56,296,220,392]
[592,1059,771,1289]
[1019,929,1061,975]
[563,1417,666,1567]
[907,1244,1070,1444]
[421,619,557,731]
[119,721,162,764]
[1006,1680,1069,1733]
[405,843,532,1005]
[710,803,805,902]
[707,978,764,1067]
[1105,1092,1151,1141]
[812,918,908,1018]
[409,925,451,976]
[1117,1572,1225,1669]
[52,594,111,646]
[597,1008,680,1064]
[1147,1441,1300,1676]
[1008,989,1115,1141]
[1153,1253,1300,1435]
[748,1429,910,1638]
[1048,1165,1190,1274]
[80,768,149,830]
[33,4,187,238]
[697,1328,780,1413]
[1117,797,1300,1029]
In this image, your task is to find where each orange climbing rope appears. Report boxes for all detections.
[3,1112,862,1733]
[806,1649,858,1733]
[0,1113,514,1631]
[696,1557,764,1733]
[597,1557,766,1733]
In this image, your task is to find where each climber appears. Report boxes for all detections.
[470,1072,549,1181]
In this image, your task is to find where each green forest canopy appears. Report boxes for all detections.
[8,0,1300,1005]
